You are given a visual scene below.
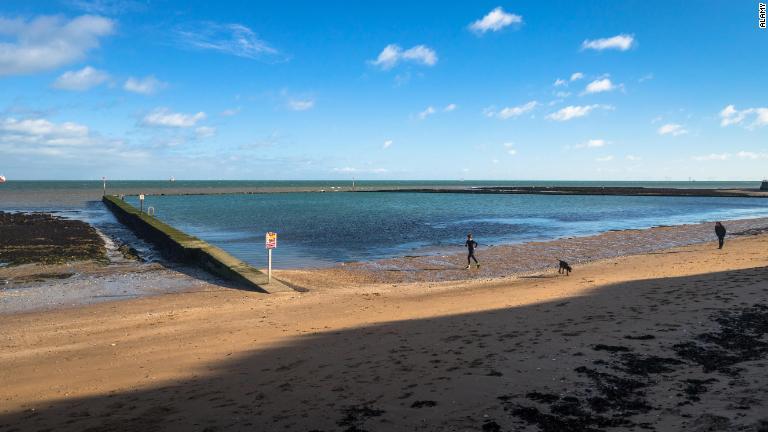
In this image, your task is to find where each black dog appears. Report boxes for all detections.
[558,260,572,275]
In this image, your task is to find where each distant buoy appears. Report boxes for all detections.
[0,175,6,183]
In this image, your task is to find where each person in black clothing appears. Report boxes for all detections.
[715,222,726,249]
[465,233,479,269]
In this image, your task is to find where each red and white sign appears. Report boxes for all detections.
[0,175,6,183]
[265,232,277,249]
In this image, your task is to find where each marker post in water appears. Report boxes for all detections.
[139,194,145,213]
[265,232,277,283]
[102,176,106,196]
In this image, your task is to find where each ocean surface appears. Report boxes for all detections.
[2,181,767,269]
[125,191,768,269]
[0,180,763,209]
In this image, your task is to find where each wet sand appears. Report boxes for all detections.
[1,229,767,430]
[275,217,768,289]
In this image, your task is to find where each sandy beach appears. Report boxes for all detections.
[1,226,767,431]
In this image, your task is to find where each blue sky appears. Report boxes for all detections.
[0,1,766,180]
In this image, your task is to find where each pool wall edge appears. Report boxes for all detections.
[102,195,291,293]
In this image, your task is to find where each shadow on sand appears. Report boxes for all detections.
[2,267,768,432]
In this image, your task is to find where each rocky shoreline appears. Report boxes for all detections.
[0,212,106,266]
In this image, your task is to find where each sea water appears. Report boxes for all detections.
[2,181,767,269]
[123,191,768,268]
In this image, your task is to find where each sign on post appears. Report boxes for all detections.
[265,232,277,249]
[265,232,277,282]
[139,194,145,213]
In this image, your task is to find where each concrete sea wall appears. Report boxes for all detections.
[102,195,290,293]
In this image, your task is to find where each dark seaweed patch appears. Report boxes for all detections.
[409,400,436,408]
[624,334,656,340]
[682,378,718,402]
[0,212,106,265]
[673,304,768,375]
[337,405,385,432]
[616,353,683,376]
[593,344,631,353]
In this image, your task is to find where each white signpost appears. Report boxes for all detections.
[139,194,145,213]
[265,232,277,283]
[102,176,106,196]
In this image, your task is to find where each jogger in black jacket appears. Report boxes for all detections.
[465,233,480,269]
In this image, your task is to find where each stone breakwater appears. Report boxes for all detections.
[102,195,292,293]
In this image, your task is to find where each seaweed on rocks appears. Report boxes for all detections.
[0,212,106,265]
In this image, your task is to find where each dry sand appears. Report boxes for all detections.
[1,233,767,431]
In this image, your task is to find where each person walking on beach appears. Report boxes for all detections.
[465,233,480,269]
[715,222,726,249]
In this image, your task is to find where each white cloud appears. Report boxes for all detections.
[174,22,281,60]
[555,91,571,98]
[581,34,635,51]
[583,78,617,94]
[693,153,731,161]
[221,107,241,117]
[444,103,457,112]
[68,0,147,15]
[0,117,90,146]
[503,142,518,156]
[486,101,538,119]
[195,126,216,139]
[657,123,688,136]
[596,155,614,162]
[288,98,315,111]
[0,14,114,76]
[719,104,768,128]
[0,116,142,163]
[553,78,566,87]
[402,45,437,65]
[142,108,206,128]
[382,139,393,149]
[124,75,167,95]
[625,155,642,161]
[575,139,607,149]
[418,106,436,120]
[547,104,612,121]
[737,151,768,159]
[52,65,109,91]
[570,72,584,81]
[469,7,522,34]
[371,44,437,70]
